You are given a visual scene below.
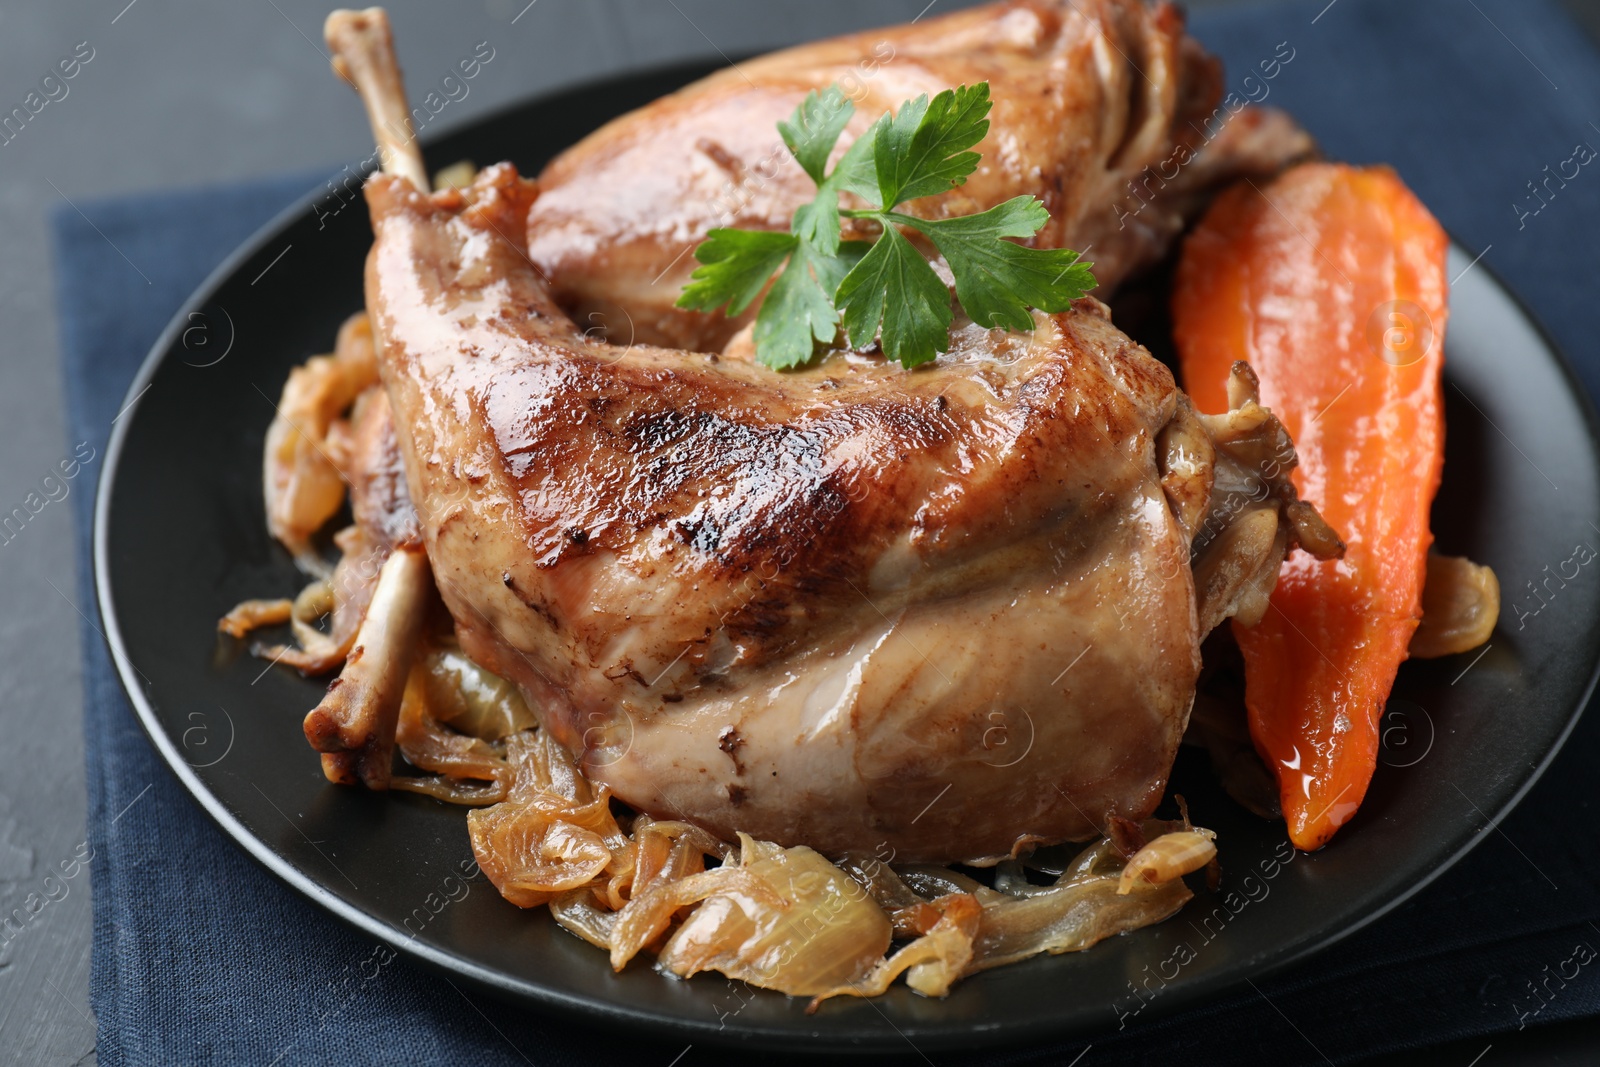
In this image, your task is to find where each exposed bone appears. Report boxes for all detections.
[248,387,417,677]
[324,8,429,191]
[248,528,386,675]
[303,546,431,788]
[290,27,439,789]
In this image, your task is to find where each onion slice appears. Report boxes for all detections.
[653,835,893,997]
[1116,829,1218,895]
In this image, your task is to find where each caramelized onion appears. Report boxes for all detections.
[1116,830,1218,894]
[236,449,1222,1003]
[262,312,378,562]
[833,854,925,912]
[609,864,776,971]
[217,598,293,638]
[812,828,1211,1004]
[468,791,621,907]
[653,835,893,997]
[395,664,509,797]
[993,859,1065,899]
[895,865,1004,904]
[390,775,505,805]
[420,646,537,741]
[603,816,727,914]
[967,875,1192,972]
[1411,553,1500,659]
[809,893,982,1007]
[467,730,629,908]
[549,888,618,949]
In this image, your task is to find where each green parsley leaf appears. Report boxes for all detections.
[676,229,797,317]
[676,79,1095,371]
[830,118,885,206]
[815,239,874,295]
[791,188,841,257]
[899,197,1096,332]
[751,239,872,369]
[777,86,855,185]
[792,114,883,255]
[836,225,951,367]
[872,83,990,208]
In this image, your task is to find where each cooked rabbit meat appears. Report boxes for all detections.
[527,0,1312,353]
[356,161,1329,862]
[301,6,1337,863]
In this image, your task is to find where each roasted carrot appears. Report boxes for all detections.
[1172,163,1448,851]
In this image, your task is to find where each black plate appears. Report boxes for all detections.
[94,60,1600,1053]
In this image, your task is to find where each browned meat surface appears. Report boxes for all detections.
[527,0,1312,352]
[293,4,1338,864]
[360,162,1295,862]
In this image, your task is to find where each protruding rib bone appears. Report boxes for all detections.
[324,7,429,191]
[304,546,431,788]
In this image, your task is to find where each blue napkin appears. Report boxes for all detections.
[55,0,1600,1062]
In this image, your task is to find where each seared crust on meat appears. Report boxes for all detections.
[366,166,1203,861]
[527,0,1308,352]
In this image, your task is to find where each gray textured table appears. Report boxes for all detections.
[4,1,1600,1064]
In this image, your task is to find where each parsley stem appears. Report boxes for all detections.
[680,80,1094,370]
[838,209,926,229]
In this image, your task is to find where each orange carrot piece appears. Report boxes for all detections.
[1172,163,1448,851]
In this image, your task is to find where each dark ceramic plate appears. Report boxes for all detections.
[94,60,1600,1053]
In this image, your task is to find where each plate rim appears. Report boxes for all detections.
[90,58,1600,1053]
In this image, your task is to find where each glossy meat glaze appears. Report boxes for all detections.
[367,164,1199,862]
[349,0,1324,862]
[527,0,1308,352]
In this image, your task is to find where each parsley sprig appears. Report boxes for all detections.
[677,82,1095,369]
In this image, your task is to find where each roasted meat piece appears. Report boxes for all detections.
[302,5,1336,864]
[527,0,1313,352]
[355,157,1331,861]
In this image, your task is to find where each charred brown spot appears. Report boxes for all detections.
[603,662,649,687]
[695,137,745,181]
[718,725,748,775]
[501,572,561,631]
[1106,815,1147,859]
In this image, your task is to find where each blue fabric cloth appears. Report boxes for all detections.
[52,0,1600,1062]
